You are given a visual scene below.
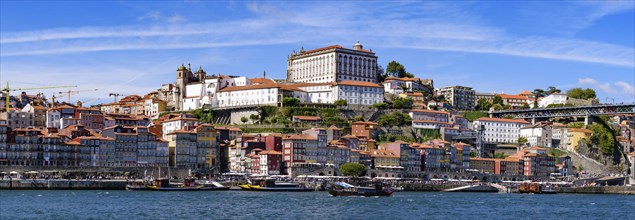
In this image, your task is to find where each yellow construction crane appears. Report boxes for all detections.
[58,88,99,103]
[1,81,76,111]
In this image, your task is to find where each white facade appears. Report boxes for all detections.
[144,99,165,119]
[333,81,384,106]
[46,109,61,129]
[296,83,335,104]
[520,124,553,148]
[217,85,281,108]
[382,77,425,94]
[538,93,568,107]
[473,118,530,144]
[287,42,378,84]
[161,118,198,139]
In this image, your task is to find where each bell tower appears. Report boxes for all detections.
[175,64,189,111]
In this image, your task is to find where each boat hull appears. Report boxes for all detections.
[239,184,313,192]
[146,186,230,191]
[327,189,393,197]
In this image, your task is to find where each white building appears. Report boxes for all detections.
[382,76,426,94]
[520,123,553,148]
[287,41,378,84]
[333,81,384,106]
[161,116,198,139]
[144,98,166,119]
[46,109,61,128]
[296,83,336,104]
[216,84,284,108]
[538,93,568,108]
[473,117,530,144]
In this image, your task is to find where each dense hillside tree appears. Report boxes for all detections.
[340,162,367,177]
[492,95,503,105]
[476,98,492,111]
[386,61,414,78]
[567,88,597,100]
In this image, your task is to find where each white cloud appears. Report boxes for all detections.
[0,2,633,68]
[615,81,635,97]
[578,78,635,97]
[138,11,161,21]
[167,14,186,23]
[578,78,616,94]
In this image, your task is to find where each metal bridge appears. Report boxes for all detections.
[490,103,635,119]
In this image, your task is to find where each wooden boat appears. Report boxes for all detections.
[129,178,229,191]
[126,180,151,191]
[327,182,394,197]
[239,179,313,192]
[518,183,557,194]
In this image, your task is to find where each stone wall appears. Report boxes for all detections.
[230,109,261,125]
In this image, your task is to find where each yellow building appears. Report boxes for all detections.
[371,149,400,167]
[565,128,592,151]
[195,124,217,169]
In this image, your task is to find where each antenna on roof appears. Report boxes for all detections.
[263,70,266,79]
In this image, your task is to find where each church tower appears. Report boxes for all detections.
[195,66,207,82]
[175,64,190,111]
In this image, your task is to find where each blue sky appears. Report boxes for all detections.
[1,1,634,104]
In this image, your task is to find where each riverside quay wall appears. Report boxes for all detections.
[0,166,192,179]
[562,186,635,195]
[0,179,128,190]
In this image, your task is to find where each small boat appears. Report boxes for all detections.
[239,178,314,192]
[130,178,229,191]
[327,182,394,197]
[126,180,151,191]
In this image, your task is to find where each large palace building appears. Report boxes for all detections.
[286,41,378,83]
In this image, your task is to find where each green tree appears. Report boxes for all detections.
[282,97,301,106]
[334,99,348,109]
[392,97,413,109]
[240,116,248,124]
[492,104,503,111]
[517,137,528,147]
[588,123,615,155]
[533,89,546,107]
[546,86,561,95]
[377,112,412,127]
[492,95,503,105]
[191,108,214,124]
[372,102,388,109]
[469,151,476,158]
[567,88,597,100]
[386,61,414,78]
[339,162,367,177]
[567,122,584,128]
[354,115,364,122]
[476,98,492,111]
[503,104,511,110]
[249,114,259,124]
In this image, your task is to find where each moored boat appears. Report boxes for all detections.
[128,178,229,191]
[126,180,151,191]
[239,178,313,192]
[327,182,394,197]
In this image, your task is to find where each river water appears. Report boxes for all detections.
[1,190,633,219]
